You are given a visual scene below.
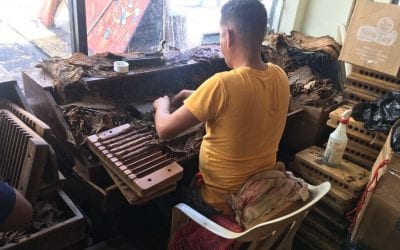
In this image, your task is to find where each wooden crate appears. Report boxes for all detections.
[101,163,177,205]
[2,101,60,189]
[2,101,51,139]
[351,66,400,90]
[344,74,397,100]
[292,163,357,215]
[327,105,387,169]
[280,102,338,153]
[343,87,375,105]
[295,234,335,250]
[87,124,183,198]
[0,190,85,250]
[327,118,386,149]
[294,146,369,197]
[344,141,376,170]
[328,105,387,145]
[311,205,350,231]
[0,110,49,202]
[292,163,355,205]
[0,101,86,250]
[343,65,400,105]
[297,222,342,250]
[303,213,346,245]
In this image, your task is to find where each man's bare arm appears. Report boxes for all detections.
[0,188,33,231]
[153,95,200,140]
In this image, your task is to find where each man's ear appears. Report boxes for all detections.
[226,28,234,48]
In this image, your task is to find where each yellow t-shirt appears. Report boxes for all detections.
[184,63,290,214]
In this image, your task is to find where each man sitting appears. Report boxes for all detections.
[153,0,290,215]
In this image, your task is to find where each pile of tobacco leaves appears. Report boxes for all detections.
[62,104,133,146]
[0,199,69,247]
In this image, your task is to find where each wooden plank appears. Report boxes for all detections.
[327,119,385,148]
[22,69,77,170]
[344,141,377,170]
[295,233,323,250]
[346,135,381,157]
[328,106,387,146]
[294,146,369,196]
[311,205,350,231]
[350,72,399,92]
[102,165,176,205]
[292,165,356,205]
[292,162,357,214]
[0,190,85,250]
[351,65,400,90]
[344,74,395,99]
[343,87,376,105]
[303,214,346,245]
[297,222,342,250]
[87,123,183,197]
[0,110,49,202]
[3,101,50,138]
[3,101,60,189]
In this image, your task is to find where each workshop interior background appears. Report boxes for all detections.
[0,0,400,250]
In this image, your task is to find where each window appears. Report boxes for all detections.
[166,0,278,49]
[0,0,71,84]
[84,0,279,53]
[85,0,164,54]
[0,0,281,85]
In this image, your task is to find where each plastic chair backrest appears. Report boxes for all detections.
[170,182,331,249]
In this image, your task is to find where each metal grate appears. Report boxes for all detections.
[87,123,183,198]
[0,110,49,201]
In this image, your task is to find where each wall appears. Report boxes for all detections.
[276,0,308,34]
[300,0,354,39]
[277,0,392,41]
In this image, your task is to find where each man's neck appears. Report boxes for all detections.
[230,48,266,71]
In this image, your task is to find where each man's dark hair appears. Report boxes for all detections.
[220,0,267,47]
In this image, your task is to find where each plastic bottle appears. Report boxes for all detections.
[323,110,352,167]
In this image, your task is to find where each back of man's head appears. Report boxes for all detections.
[220,0,267,48]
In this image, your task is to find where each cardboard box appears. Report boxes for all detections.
[339,1,400,77]
[351,120,400,250]
[280,102,339,153]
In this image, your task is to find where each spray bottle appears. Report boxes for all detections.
[323,109,352,167]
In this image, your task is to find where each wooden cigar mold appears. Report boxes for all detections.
[87,123,183,198]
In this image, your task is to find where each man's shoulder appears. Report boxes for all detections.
[267,63,287,76]
[212,69,239,82]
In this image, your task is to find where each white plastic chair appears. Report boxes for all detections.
[170,182,331,250]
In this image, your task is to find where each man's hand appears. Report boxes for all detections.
[171,90,194,107]
[153,95,170,111]
[152,93,200,140]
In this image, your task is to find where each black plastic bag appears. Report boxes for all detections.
[392,126,400,154]
[352,91,400,133]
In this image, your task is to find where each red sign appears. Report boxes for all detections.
[86,0,150,54]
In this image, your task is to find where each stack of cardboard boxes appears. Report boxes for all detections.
[292,146,369,249]
[293,1,400,249]
[338,1,400,249]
